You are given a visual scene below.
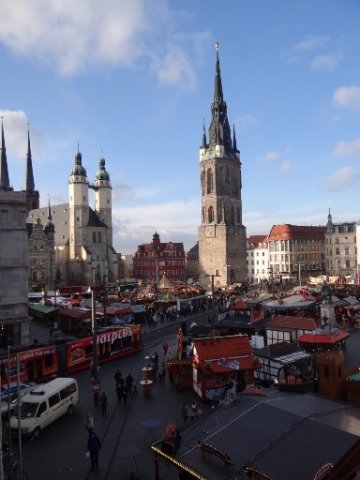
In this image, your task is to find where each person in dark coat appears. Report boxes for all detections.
[87,431,101,471]
[100,392,107,417]
[114,368,122,384]
[125,373,134,396]
[116,379,124,404]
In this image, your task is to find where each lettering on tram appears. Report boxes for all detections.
[0,325,142,385]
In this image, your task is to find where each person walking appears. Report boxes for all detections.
[85,411,94,436]
[87,430,101,471]
[114,368,122,384]
[125,373,134,397]
[158,363,166,385]
[116,379,124,404]
[162,341,169,358]
[100,392,107,417]
[122,383,129,405]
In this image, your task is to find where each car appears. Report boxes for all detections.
[0,383,36,417]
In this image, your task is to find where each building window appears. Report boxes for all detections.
[208,206,214,223]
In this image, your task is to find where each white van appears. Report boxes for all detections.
[10,377,79,438]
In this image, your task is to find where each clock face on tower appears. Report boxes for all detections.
[205,225,215,237]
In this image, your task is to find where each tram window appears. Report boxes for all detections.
[44,354,53,368]
[85,345,92,358]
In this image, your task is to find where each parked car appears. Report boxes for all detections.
[0,383,35,417]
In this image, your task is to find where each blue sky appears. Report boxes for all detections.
[1,0,360,254]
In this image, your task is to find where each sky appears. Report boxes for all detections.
[1,0,360,254]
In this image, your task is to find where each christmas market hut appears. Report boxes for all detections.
[192,334,260,401]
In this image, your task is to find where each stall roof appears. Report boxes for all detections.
[193,335,253,361]
[255,341,312,363]
[29,303,56,314]
[167,395,360,480]
[267,315,317,331]
[297,329,350,345]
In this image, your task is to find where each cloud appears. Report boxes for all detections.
[112,197,199,253]
[311,53,342,72]
[334,139,360,157]
[333,86,360,110]
[0,0,199,89]
[235,113,258,131]
[280,161,293,172]
[0,110,28,157]
[257,151,280,163]
[321,167,360,192]
[150,43,197,91]
[293,34,330,52]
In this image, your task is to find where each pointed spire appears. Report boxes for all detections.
[25,124,35,192]
[213,42,223,103]
[208,44,232,151]
[326,208,334,230]
[232,124,238,151]
[48,195,52,223]
[201,121,207,148]
[0,116,11,191]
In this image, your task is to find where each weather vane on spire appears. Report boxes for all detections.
[215,42,220,51]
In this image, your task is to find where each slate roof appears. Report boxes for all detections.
[171,394,360,480]
[27,203,107,246]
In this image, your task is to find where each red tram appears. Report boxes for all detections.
[0,324,142,385]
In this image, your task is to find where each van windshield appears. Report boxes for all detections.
[14,402,38,418]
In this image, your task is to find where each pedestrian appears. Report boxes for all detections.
[114,368,122,384]
[116,380,124,404]
[122,383,129,405]
[100,392,107,417]
[87,430,101,471]
[191,400,198,416]
[85,411,94,436]
[162,342,169,358]
[181,402,188,425]
[125,373,134,396]
[158,364,166,385]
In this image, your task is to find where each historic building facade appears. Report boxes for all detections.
[198,47,247,288]
[247,235,269,284]
[28,151,119,288]
[133,233,186,283]
[267,224,326,283]
[326,210,357,281]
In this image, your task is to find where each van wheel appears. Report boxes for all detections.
[31,427,41,440]
[67,405,74,415]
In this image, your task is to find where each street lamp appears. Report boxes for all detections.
[90,289,100,406]
[268,265,275,299]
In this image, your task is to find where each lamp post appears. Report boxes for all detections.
[91,289,100,406]
[268,265,275,299]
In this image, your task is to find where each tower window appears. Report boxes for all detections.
[98,232,101,243]
[206,168,213,194]
[93,232,96,243]
[208,206,214,223]
[83,196,86,201]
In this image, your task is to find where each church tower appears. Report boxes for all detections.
[68,148,89,260]
[94,156,112,248]
[198,45,247,287]
[23,127,39,211]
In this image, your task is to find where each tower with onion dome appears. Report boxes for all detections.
[94,156,112,248]
[68,147,89,261]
